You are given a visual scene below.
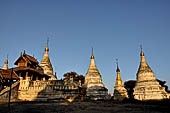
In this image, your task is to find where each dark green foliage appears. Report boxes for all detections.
[124,80,136,100]
[156,79,170,93]
[63,72,85,85]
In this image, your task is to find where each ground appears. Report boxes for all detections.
[0,101,170,113]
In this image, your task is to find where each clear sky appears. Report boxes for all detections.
[0,0,170,94]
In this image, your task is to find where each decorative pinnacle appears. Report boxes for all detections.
[140,45,144,56]
[116,59,120,72]
[91,47,94,59]
[47,37,49,46]
[140,45,142,50]
[5,54,8,64]
[45,38,49,52]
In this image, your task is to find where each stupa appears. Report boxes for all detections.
[133,47,168,100]
[113,60,128,101]
[40,40,56,80]
[85,48,108,100]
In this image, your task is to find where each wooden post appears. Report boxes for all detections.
[31,74,33,80]
[8,68,13,112]
[26,72,28,79]
[36,76,38,80]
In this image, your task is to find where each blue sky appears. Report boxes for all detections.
[0,0,170,94]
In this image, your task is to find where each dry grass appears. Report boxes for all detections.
[0,101,169,113]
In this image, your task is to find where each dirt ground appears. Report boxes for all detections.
[0,101,170,113]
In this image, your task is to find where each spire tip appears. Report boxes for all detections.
[45,38,49,52]
[116,59,120,72]
[47,37,49,46]
[140,45,144,56]
[91,47,94,59]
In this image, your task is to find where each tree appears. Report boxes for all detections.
[74,75,85,84]
[124,80,136,100]
[63,72,77,80]
[63,72,85,85]
[157,79,170,93]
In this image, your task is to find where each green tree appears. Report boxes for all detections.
[124,80,136,100]
[63,72,85,85]
[157,79,170,93]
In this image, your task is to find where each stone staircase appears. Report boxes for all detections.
[0,81,20,102]
[0,81,19,96]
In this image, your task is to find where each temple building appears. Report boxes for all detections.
[40,42,56,80]
[85,48,108,100]
[0,50,80,102]
[13,50,50,81]
[113,61,128,101]
[133,47,169,100]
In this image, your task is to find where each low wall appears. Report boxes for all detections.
[18,80,79,101]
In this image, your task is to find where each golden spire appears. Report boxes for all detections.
[2,55,8,70]
[115,59,123,86]
[45,38,49,53]
[116,59,120,73]
[88,47,97,68]
[91,47,94,59]
[40,38,54,79]
[140,45,147,63]
[140,45,144,56]
[137,45,152,75]
[5,55,8,64]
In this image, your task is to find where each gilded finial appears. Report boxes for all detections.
[115,58,122,86]
[2,54,8,70]
[5,54,8,64]
[140,45,144,56]
[140,45,142,50]
[116,59,120,72]
[47,37,49,46]
[116,59,118,65]
[45,38,49,52]
[91,47,94,59]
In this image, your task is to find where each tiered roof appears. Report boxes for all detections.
[14,50,38,66]
[0,69,19,80]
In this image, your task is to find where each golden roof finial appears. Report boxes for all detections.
[6,54,8,64]
[116,59,120,72]
[47,37,49,46]
[2,55,8,70]
[45,37,49,52]
[140,45,144,56]
[91,47,94,59]
[115,59,123,86]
